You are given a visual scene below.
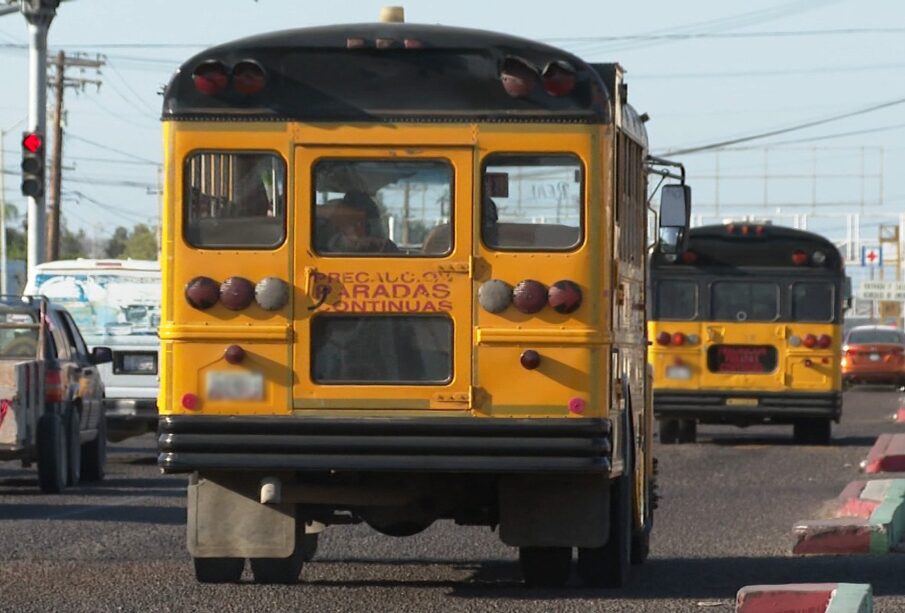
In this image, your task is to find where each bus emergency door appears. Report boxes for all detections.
[293,146,473,412]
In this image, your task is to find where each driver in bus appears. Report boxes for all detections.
[319,190,398,254]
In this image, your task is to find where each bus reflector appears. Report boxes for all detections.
[568,397,586,414]
[803,359,813,368]
[225,345,246,365]
[792,249,808,265]
[656,331,671,346]
[803,334,817,348]
[817,334,832,349]
[541,61,576,96]
[520,350,541,370]
[232,60,266,95]
[192,61,229,95]
[181,393,200,411]
[220,276,255,310]
[185,276,220,310]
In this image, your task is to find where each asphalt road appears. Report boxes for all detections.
[2,388,905,612]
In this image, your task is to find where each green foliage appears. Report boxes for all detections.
[105,224,158,260]
[60,225,88,259]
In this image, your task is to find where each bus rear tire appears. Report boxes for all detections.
[250,553,305,584]
[577,474,632,589]
[193,557,244,583]
[793,419,831,446]
[37,413,67,494]
[677,419,697,444]
[518,546,572,588]
[658,418,680,444]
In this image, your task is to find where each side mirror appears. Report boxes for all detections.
[658,184,692,254]
[92,346,113,365]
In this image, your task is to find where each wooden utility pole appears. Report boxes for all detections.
[45,51,103,261]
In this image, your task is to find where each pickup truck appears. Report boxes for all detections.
[0,296,112,492]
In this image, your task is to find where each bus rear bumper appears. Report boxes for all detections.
[654,390,842,424]
[157,415,612,475]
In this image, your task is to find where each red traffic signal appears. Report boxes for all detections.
[22,132,43,154]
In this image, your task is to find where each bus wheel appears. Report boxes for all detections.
[65,406,82,487]
[658,418,680,444]
[793,419,831,446]
[677,419,697,444]
[37,413,67,494]
[577,474,632,588]
[250,552,305,584]
[518,546,572,588]
[301,533,319,562]
[193,557,244,583]
[631,477,654,564]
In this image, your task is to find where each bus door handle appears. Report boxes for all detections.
[303,265,328,311]
[706,326,723,342]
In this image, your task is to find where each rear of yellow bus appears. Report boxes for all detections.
[157,23,654,587]
[648,224,844,445]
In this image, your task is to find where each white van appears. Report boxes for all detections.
[24,259,161,442]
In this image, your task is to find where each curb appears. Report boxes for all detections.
[861,433,905,474]
[736,583,872,612]
[793,478,905,554]
[893,408,905,423]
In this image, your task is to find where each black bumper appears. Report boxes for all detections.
[654,390,842,423]
[158,415,612,475]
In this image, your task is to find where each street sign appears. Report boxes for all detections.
[859,281,905,300]
[861,245,882,267]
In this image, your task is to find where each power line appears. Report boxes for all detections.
[548,27,905,44]
[633,62,905,80]
[658,96,905,156]
[67,132,159,164]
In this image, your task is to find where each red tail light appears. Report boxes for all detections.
[792,249,808,265]
[672,332,686,346]
[512,279,547,314]
[192,61,229,95]
[817,334,832,349]
[803,334,817,348]
[220,276,255,311]
[501,57,538,98]
[232,60,266,95]
[45,368,64,404]
[656,331,671,346]
[541,61,576,96]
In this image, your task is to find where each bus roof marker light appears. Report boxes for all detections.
[478,279,513,314]
[512,279,547,314]
[255,276,289,311]
[220,276,255,310]
[185,276,220,310]
[792,249,808,265]
[541,60,576,96]
[346,37,367,49]
[812,250,827,266]
[192,60,229,96]
[232,60,266,95]
[500,57,538,98]
[547,280,582,314]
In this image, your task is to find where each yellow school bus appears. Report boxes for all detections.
[648,224,845,446]
[158,11,690,587]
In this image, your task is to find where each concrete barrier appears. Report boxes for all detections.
[736,583,872,612]
[793,479,905,555]
[861,433,905,474]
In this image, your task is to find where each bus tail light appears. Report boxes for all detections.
[512,279,547,314]
[45,368,64,404]
[656,331,671,346]
[817,334,832,349]
[792,249,808,265]
[803,334,817,348]
[192,61,229,95]
[232,60,266,95]
[220,276,255,310]
[547,280,582,314]
[541,61,576,96]
[185,276,220,310]
[672,332,685,346]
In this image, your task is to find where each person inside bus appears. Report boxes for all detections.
[318,190,398,254]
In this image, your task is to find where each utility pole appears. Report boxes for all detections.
[45,50,103,261]
[19,0,59,281]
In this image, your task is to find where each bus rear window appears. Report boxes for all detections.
[656,280,697,320]
[311,315,452,384]
[184,152,286,249]
[792,282,834,322]
[711,282,778,322]
[313,160,453,256]
[482,154,583,251]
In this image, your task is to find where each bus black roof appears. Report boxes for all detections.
[162,23,612,124]
[652,224,844,271]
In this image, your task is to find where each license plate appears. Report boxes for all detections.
[666,365,692,380]
[206,371,264,401]
[726,397,758,406]
[870,353,881,361]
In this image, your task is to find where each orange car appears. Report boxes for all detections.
[841,325,905,387]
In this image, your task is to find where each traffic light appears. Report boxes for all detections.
[20,131,45,198]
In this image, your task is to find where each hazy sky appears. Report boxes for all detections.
[0,0,903,263]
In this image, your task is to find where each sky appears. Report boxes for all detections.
[0,0,903,282]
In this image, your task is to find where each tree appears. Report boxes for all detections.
[104,224,158,260]
[60,225,88,259]
[105,226,129,258]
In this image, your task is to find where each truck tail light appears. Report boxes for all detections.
[45,368,64,404]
